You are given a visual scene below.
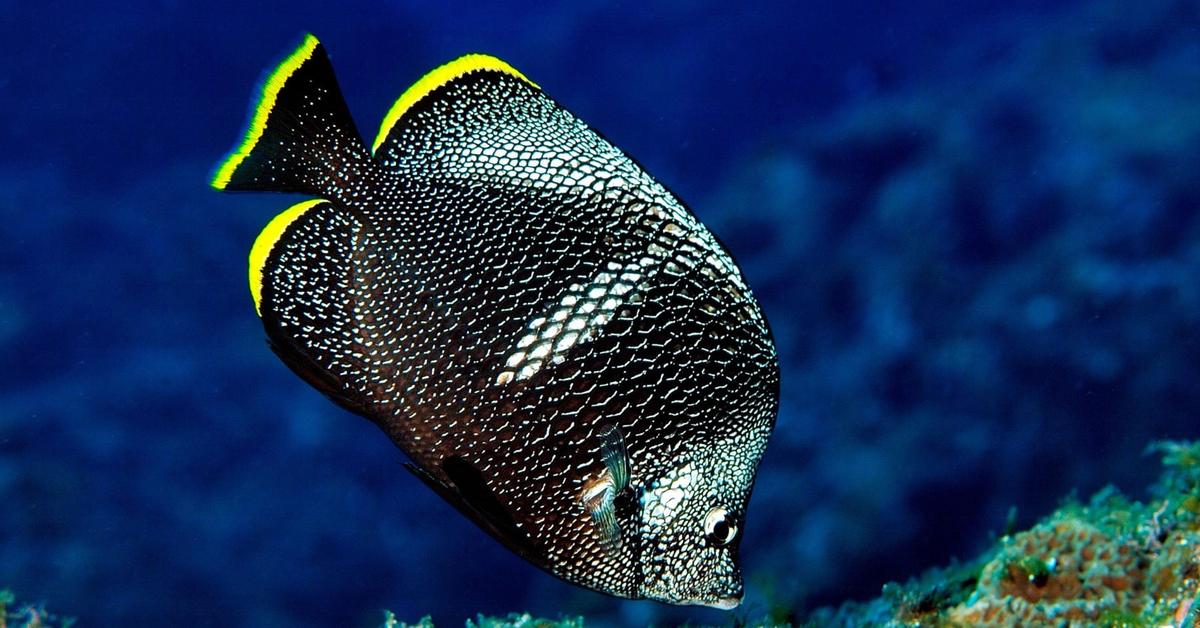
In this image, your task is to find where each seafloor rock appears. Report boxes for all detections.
[808,441,1200,627]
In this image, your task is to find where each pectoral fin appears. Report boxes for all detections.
[581,425,630,553]
[599,424,629,492]
[583,483,621,553]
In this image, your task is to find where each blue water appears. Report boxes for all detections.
[6,0,1200,625]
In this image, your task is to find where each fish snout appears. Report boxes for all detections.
[705,594,742,610]
[696,578,744,610]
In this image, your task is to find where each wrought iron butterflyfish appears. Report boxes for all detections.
[211,34,779,609]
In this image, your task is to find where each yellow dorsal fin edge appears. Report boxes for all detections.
[249,199,326,315]
[211,34,322,190]
[371,54,538,155]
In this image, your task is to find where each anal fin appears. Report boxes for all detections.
[264,323,372,418]
[402,459,541,561]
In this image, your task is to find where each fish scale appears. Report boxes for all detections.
[212,34,778,608]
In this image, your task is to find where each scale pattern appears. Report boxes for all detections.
[237,46,779,606]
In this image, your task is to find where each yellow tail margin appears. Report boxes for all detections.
[211,34,322,190]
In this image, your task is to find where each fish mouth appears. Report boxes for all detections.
[671,593,742,610]
[644,577,744,609]
[705,595,742,610]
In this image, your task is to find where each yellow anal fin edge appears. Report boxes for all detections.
[211,34,322,190]
[248,198,326,315]
[371,54,538,155]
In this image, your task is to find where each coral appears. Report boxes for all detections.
[807,441,1200,626]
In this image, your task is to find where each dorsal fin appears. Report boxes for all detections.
[367,52,671,224]
[371,54,538,161]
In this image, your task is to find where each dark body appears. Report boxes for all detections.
[214,36,779,607]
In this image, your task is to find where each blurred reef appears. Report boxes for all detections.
[0,589,73,628]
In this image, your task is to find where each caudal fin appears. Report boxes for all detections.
[211,34,369,196]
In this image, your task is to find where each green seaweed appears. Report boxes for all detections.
[1097,607,1146,628]
[1012,555,1051,588]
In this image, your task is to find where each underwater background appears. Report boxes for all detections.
[4,0,1200,625]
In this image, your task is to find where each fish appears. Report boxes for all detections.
[211,34,779,609]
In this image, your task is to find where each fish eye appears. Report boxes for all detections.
[703,506,738,546]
